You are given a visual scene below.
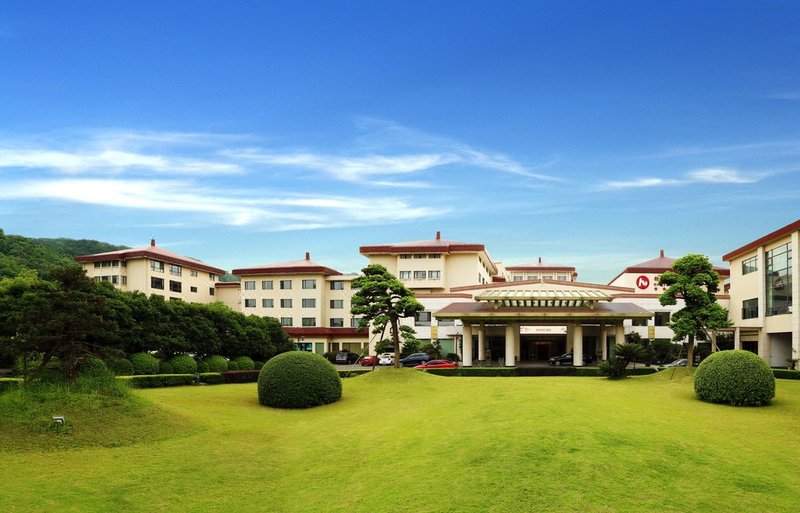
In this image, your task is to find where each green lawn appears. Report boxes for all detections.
[2,369,799,513]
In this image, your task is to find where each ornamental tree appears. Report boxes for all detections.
[351,264,424,368]
[658,254,732,367]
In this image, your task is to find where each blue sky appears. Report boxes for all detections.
[1,1,798,282]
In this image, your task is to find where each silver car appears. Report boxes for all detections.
[378,353,394,366]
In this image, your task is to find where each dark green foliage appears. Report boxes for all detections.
[232,356,255,370]
[159,361,174,374]
[598,344,647,379]
[196,360,210,373]
[419,342,442,359]
[198,373,225,385]
[79,357,110,377]
[222,370,261,383]
[0,378,23,394]
[203,355,228,372]
[258,352,342,408]
[694,350,775,406]
[167,354,197,374]
[129,353,160,375]
[773,369,800,380]
[252,360,264,370]
[445,353,460,362]
[227,360,240,371]
[119,374,196,388]
[109,358,135,376]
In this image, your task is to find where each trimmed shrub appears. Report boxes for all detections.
[773,369,800,380]
[198,372,225,385]
[227,360,240,371]
[258,352,342,409]
[222,370,261,383]
[129,353,160,375]
[252,360,265,370]
[196,360,210,373]
[109,358,135,376]
[203,355,228,373]
[168,354,197,375]
[232,356,255,370]
[694,350,775,406]
[79,357,110,377]
[159,361,174,374]
[118,374,195,388]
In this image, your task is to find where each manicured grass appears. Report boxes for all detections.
[2,369,799,512]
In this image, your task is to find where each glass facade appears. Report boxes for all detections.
[766,243,792,316]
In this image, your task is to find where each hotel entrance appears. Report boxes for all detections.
[519,335,566,362]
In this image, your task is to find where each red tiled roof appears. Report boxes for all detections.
[722,219,800,261]
[283,327,368,338]
[359,231,485,254]
[506,257,576,272]
[75,240,225,275]
[434,301,652,319]
[608,249,730,285]
[232,252,341,277]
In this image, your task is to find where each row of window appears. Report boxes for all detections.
[150,277,214,295]
[243,279,350,290]
[511,275,568,282]
[278,317,360,328]
[742,255,758,275]
[149,260,209,280]
[244,299,347,309]
[413,311,455,326]
[631,312,671,327]
[399,254,442,259]
[399,270,441,280]
[93,275,127,285]
[93,260,126,268]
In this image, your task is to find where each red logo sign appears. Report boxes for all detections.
[636,276,650,290]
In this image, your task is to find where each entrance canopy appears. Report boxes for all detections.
[475,287,614,309]
[434,300,652,323]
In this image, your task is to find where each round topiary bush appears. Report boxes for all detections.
[226,360,240,371]
[80,357,110,377]
[167,354,197,374]
[159,361,174,374]
[203,355,228,373]
[252,360,264,370]
[232,356,255,370]
[196,359,209,373]
[694,350,775,406]
[129,352,160,375]
[110,358,135,376]
[258,352,342,409]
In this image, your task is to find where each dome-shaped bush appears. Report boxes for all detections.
[129,352,160,375]
[694,350,775,406]
[232,356,255,370]
[196,359,209,373]
[227,360,240,371]
[203,355,228,373]
[252,360,265,370]
[159,361,174,374]
[80,357,110,377]
[258,352,342,409]
[111,358,135,376]
[168,354,197,374]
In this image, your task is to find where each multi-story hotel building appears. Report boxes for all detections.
[75,239,224,303]
[723,220,799,368]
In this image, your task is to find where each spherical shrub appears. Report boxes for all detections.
[129,352,160,375]
[80,357,110,377]
[159,361,174,374]
[168,354,197,374]
[227,360,240,371]
[694,350,775,406]
[258,352,342,409]
[252,360,265,370]
[203,355,228,373]
[196,359,209,373]
[110,358,135,376]
[232,356,255,370]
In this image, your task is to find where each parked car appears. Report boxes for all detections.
[378,353,394,366]
[399,353,430,367]
[548,353,592,366]
[414,359,458,369]
[658,358,688,370]
[334,351,359,365]
[360,355,378,366]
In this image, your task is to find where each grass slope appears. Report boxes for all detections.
[2,369,799,513]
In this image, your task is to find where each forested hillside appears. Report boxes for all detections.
[0,229,126,280]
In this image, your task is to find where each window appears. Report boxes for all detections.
[244,299,256,308]
[415,311,432,326]
[330,281,344,290]
[169,280,182,293]
[742,256,758,275]
[111,261,119,267]
[414,271,426,279]
[101,261,111,268]
[151,260,164,273]
[101,275,110,282]
[262,299,274,308]
[350,317,361,328]
[190,286,197,293]
[169,264,182,276]
[94,262,101,268]
[330,318,344,327]
[438,319,454,326]
[209,287,215,296]
[399,254,412,259]
[766,243,792,316]
[631,318,648,326]
[527,275,536,281]
[122,276,127,285]
[330,299,344,309]
[280,280,292,290]
[414,254,426,259]
[302,298,316,308]
[742,298,758,319]
[280,317,293,327]
[209,274,216,282]
[399,271,411,280]
[302,317,317,327]
[262,280,273,290]
[654,312,671,326]
[557,275,568,281]
[151,277,164,290]
[302,279,316,289]
[428,254,441,259]
[111,275,119,285]
[542,275,553,280]
[428,270,441,279]
[190,270,198,277]
[244,280,256,290]
[513,276,523,282]
[280,299,293,308]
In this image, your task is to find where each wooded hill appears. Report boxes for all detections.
[0,229,126,280]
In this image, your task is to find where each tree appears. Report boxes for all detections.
[351,264,424,368]
[658,254,732,367]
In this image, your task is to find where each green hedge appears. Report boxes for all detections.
[694,350,775,406]
[222,370,261,383]
[0,378,23,394]
[118,374,195,388]
[773,369,800,380]
[198,372,225,385]
[258,352,342,409]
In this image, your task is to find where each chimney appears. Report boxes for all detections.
[150,238,156,247]
[659,249,664,258]
[538,256,542,264]
[435,231,441,240]
[305,252,310,261]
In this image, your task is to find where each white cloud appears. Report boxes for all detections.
[597,167,766,190]
[598,177,684,190]
[686,168,760,184]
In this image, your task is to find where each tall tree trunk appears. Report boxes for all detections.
[391,316,400,368]
[687,334,695,368]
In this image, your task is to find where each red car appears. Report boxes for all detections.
[414,359,458,369]
[360,355,378,366]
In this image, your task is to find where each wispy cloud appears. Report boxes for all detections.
[643,140,800,159]
[764,92,800,101]
[597,167,766,190]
